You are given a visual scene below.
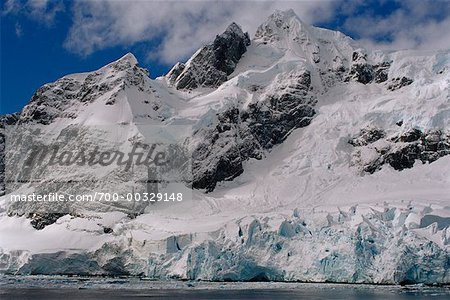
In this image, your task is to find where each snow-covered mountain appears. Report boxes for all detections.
[1,9,449,284]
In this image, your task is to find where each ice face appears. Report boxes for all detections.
[1,202,449,285]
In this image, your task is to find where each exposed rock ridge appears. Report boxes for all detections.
[350,127,450,173]
[166,23,250,89]
[17,53,149,124]
[0,113,20,196]
[191,70,316,191]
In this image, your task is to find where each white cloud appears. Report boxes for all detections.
[2,0,21,15]
[4,0,450,66]
[63,1,335,63]
[27,0,65,25]
[339,0,450,51]
[1,0,64,25]
[14,21,23,37]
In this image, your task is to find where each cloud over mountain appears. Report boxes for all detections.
[3,1,450,66]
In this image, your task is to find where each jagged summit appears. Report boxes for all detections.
[167,9,358,90]
[222,22,248,40]
[101,52,140,73]
[117,52,138,65]
[16,50,156,125]
[266,8,305,27]
[255,9,310,43]
[166,22,250,89]
[249,9,360,73]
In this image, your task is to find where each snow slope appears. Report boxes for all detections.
[0,9,449,284]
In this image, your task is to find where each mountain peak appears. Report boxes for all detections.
[166,22,250,89]
[266,8,305,26]
[104,52,139,72]
[118,52,138,65]
[223,22,248,39]
[255,9,309,43]
[270,8,299,21]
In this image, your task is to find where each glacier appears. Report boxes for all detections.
[0,9,449,284]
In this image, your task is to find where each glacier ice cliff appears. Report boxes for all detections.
[0,204,449,285]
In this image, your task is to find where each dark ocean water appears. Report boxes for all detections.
[1,276,449,299]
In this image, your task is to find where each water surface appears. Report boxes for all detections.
[1,276,449,299]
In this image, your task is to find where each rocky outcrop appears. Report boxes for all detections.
[17,53,149,124]
[191,107,262,191]
[0,113,20,196]
[351,128,450,173]
[18,76,84,125]
[243,71,316,149]
[28,213,66,230]
[349,127,386,147]
[166,62,185,85]
[387,77,413,91]
[167,23,250,89]
[0,114,20,126]
[347,51,390,84]
[373,62,390,83]
[191,71,316,191]
[348,51,374,84]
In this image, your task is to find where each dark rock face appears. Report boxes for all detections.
[244,71,315,149]
[212,23,251,75]
[387,77,413,91]
[18,77,82,125]
[348,51,391,85]
[103,227,114,234]
[348,51,374,84]
[394,128,423,143]
[173,51,228,90]
[191,107,262,192]
[373,62,390,83]
[385,143,421,170]
[0,113,20,196]
[349,127,386,147]
[351,128,450,173]
[166,62,185,85]
[420,131,450,162]
[394,130,450,167]
[17,56,148,124]
[168,23,250,90]
[0,114,20,126]
[350,63,374,84]
[28,213,66,230]
[191,71,316,191]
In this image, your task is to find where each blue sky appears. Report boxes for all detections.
[1,0,450,115]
